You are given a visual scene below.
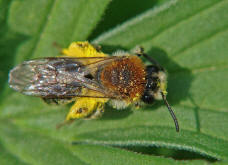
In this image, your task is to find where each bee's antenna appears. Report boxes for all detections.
[56,119,74,129]
[134,46,164,69]
[161,92,179,132]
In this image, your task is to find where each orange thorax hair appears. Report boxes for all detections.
[100,56,146,101]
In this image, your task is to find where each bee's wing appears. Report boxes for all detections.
[8,57,120,99]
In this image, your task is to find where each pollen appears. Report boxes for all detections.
[62,41,106,58]
[62,41,109,120]
[62,41,107,65]
[66,90,108,120]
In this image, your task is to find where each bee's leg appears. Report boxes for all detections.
[66,96,108,121]
[91,43,102,52]
[85,103,105,119]
[56,97,104,129]
[132,46,162,67]
[42,97,74,105]
[133,100,145,109]
[56,119,75,129]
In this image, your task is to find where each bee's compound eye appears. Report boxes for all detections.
[147,77,158,90]
[141,92,154,104]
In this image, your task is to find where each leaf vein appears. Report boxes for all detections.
[178,103,228,113]
[134,0,225,47]
[169,63,228,74]
[172,26,228,59]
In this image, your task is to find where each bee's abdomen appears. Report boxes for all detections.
[100,56,146,100]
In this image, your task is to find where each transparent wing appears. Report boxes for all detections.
[8,57,120,99]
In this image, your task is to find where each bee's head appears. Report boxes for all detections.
[141,65,179,132]
[141,65,167,104]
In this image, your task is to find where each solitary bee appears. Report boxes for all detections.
[9,41,179,132]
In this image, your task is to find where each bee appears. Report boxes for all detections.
[8,41,179,132]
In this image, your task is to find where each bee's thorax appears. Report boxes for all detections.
[99,56,146,101]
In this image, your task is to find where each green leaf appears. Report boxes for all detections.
[1,0,228,164]
[8,0,110,61]
[69,144,207,165]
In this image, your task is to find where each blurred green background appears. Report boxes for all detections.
[0,0,228,164]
